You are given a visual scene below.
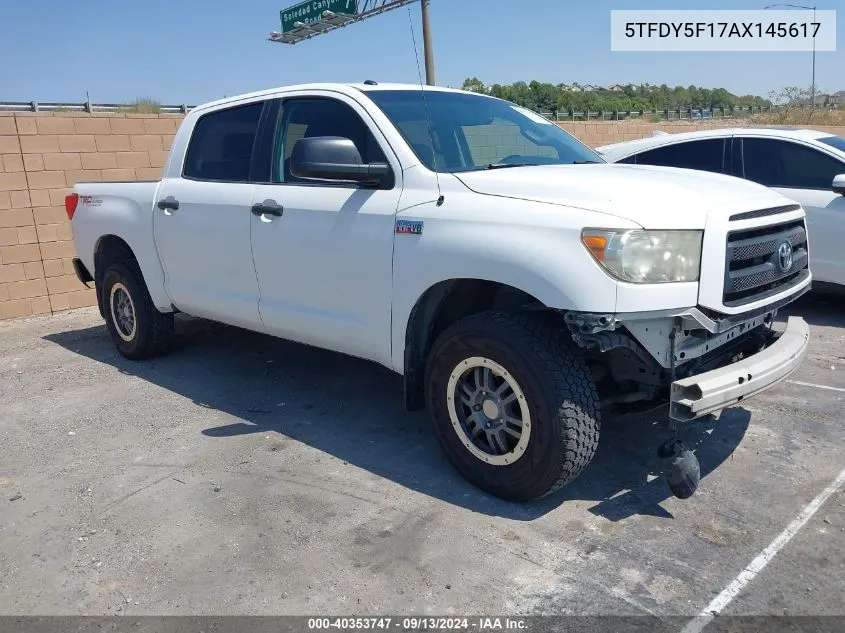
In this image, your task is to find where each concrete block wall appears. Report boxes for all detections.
[1,112,843,320]
[0,112,182,320]
[463,124,557,164]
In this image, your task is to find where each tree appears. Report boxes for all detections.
[458,77,772,116]
[461,77,487,94]
[528,80,559,113]
[768,85,816,123]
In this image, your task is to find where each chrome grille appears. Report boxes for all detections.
[731,225,806,261]
[723,219,809,307]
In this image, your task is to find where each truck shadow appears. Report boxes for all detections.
[44,316,750,522]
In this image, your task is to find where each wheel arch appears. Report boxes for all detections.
[401,278,564,411]
[92,233,172,316]
[93,235,137,319]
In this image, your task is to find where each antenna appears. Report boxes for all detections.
[407,6,443,206]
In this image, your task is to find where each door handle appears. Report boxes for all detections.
[251,200,283,217]
[157,196,179,211]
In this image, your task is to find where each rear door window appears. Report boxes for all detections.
[183,102,264,182]
[631,139,726,174]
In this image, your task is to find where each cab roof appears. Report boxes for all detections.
[191,82,482,114]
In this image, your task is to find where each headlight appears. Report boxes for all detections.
[581,229,703,283]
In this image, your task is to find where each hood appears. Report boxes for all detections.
[454,163,789,229]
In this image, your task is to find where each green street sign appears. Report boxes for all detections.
[280,0,358,33]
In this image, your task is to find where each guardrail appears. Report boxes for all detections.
[1,100,836,120]
[0,101,194,113]
[535,104,838,122]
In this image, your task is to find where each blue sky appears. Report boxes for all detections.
[0,0,841,105]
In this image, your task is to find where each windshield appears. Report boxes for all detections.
[819,135,845,154]
[366,89,604,173]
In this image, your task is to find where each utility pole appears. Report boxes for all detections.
[811,5,816,107]
[763,3,817,107]
[421,0,435,85]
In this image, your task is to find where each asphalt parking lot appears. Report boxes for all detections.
[1,294,843,618]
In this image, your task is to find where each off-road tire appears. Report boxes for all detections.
[425,310,601,501]
[100,260,174,360]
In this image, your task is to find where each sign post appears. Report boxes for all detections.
[420,0,434,85]
[271,0,435,86]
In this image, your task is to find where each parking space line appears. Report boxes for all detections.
[786,380,845,393]
[679,466,845,633]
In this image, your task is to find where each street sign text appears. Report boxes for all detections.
[280,0,358,33]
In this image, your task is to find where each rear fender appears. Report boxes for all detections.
[71,182,173,312]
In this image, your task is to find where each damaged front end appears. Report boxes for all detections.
[563,296,806,418]
[562,300,810,499]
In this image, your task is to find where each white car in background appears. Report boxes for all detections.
[598,128,845,288]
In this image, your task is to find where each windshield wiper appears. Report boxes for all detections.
[481,160,599,170]
[485,162,538,170]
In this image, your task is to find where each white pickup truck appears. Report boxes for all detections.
[67,82,811,501]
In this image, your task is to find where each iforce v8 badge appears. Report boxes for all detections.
[395,219,424,235]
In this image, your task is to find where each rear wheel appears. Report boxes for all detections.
[425,311,601,501]
[101,261,174,360]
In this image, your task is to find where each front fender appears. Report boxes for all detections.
[389,214,620,373]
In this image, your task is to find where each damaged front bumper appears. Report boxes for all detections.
[668,316,809,421]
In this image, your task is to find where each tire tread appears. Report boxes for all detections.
[476,311,600,497]
[102,259,174,359]
[427,310,601,500]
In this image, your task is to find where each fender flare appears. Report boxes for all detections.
[399,277,564,410]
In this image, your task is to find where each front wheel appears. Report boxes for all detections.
[425,311,601,501]
[100,260,174,360]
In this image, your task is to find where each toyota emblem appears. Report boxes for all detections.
[777,241,793,272]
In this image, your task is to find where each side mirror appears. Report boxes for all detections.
[289,136,390,186]
[833,174,845,196]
